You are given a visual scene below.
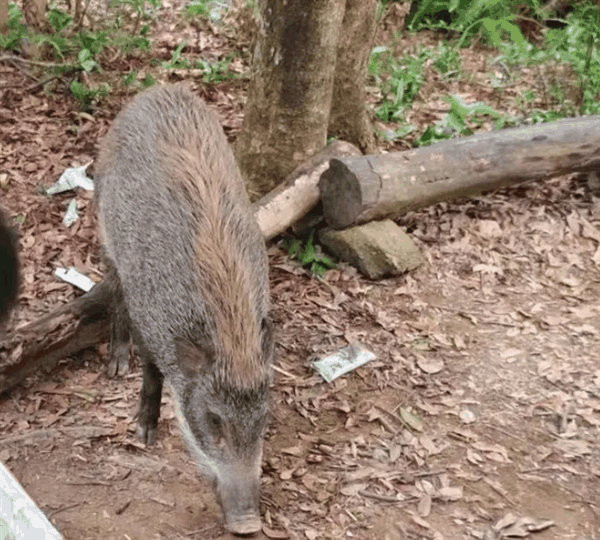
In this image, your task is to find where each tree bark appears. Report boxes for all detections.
[0,0,8,34]
[328,0,378,154]
[319,116,600,229]
[235,0,346,200]
[252,140,361,240]
[23,0,47,31]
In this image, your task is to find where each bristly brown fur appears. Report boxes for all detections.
[154,85,267,390]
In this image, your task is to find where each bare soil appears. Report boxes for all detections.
[1,3,599,540]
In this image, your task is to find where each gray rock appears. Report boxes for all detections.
[319,219,424,279]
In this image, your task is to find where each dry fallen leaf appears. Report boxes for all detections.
[262,525,289,539]
[411,514,432,530]
[437,486,463,501]
[418,494,432,517]
[473,263,503,275]
[340,483,368,497]
[493,512,518,531]
[416,355,444,374]
[492,513,554,537]
[554,438,591,457]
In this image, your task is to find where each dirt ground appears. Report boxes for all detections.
[1,3,600,540]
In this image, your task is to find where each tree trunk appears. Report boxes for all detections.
[0,0,8,34]
[235,0,346,200]
[328,0,378,154]
[23,0,47,31]
[252,140,361,240]
[319,116,600,229]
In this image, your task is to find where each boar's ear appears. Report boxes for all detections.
[175,338,214,378]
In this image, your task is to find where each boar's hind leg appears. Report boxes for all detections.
[136,355,164,446]
[105,262,131,378]
[108,304,131,377]
[0,207,19,327]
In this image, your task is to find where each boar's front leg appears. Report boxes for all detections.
[136,355,164,446]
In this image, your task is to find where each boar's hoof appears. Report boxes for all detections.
[226,515,262,536]
[107,343,130,378]
[136,421,158,446]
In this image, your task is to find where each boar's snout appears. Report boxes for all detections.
[225,513,262,536]
[217,472,262,536]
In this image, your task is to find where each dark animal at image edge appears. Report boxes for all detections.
[0,206,19,327]
[94,84,274,536]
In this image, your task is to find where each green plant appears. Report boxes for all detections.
[121,70,157,90]
[0,3,27,51]
[544,3,600,115]
[118,0,162,25]
[464,15,526,50]
[195,55,240,83]
[162,42,191,69]
[416,94,505,146]
[370,46,433,122]
[140,73,156,88]
[115,25,152,53]
[122,71,137,85]
[47,7,73,33]
[70,81,110,108]
[284,231,336,277]
[406,0,547,47]
[186,0,211,19]
[1,2,158,107]
[376,123,415,143]
[527,109,568,123]
[432,42,462,79]
[186,0,229,22]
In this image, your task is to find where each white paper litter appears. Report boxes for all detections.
[55,267,96,292]
[46,164,94,195]
[62,199,79,227]
[313,343,376,383]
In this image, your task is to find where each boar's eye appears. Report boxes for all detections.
[206,411,223,437]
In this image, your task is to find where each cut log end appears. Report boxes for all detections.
[253,141,362,240]
[318,158,364,230]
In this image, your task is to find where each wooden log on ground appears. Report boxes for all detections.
[253,140,361,240]
[319,116,600,230]
[0,281,110,394]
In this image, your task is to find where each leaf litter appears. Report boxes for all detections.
[0,2,599,540]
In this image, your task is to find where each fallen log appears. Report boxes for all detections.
[319,116,600,229]
[0,281,110,394]
[252,140,361,240]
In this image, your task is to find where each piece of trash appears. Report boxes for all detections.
[312,343,376,383]
[460,409,476,424]
[55,267,96,292]
[46,163,94,195]
[1,462,64,540]
[63,199,79,227]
